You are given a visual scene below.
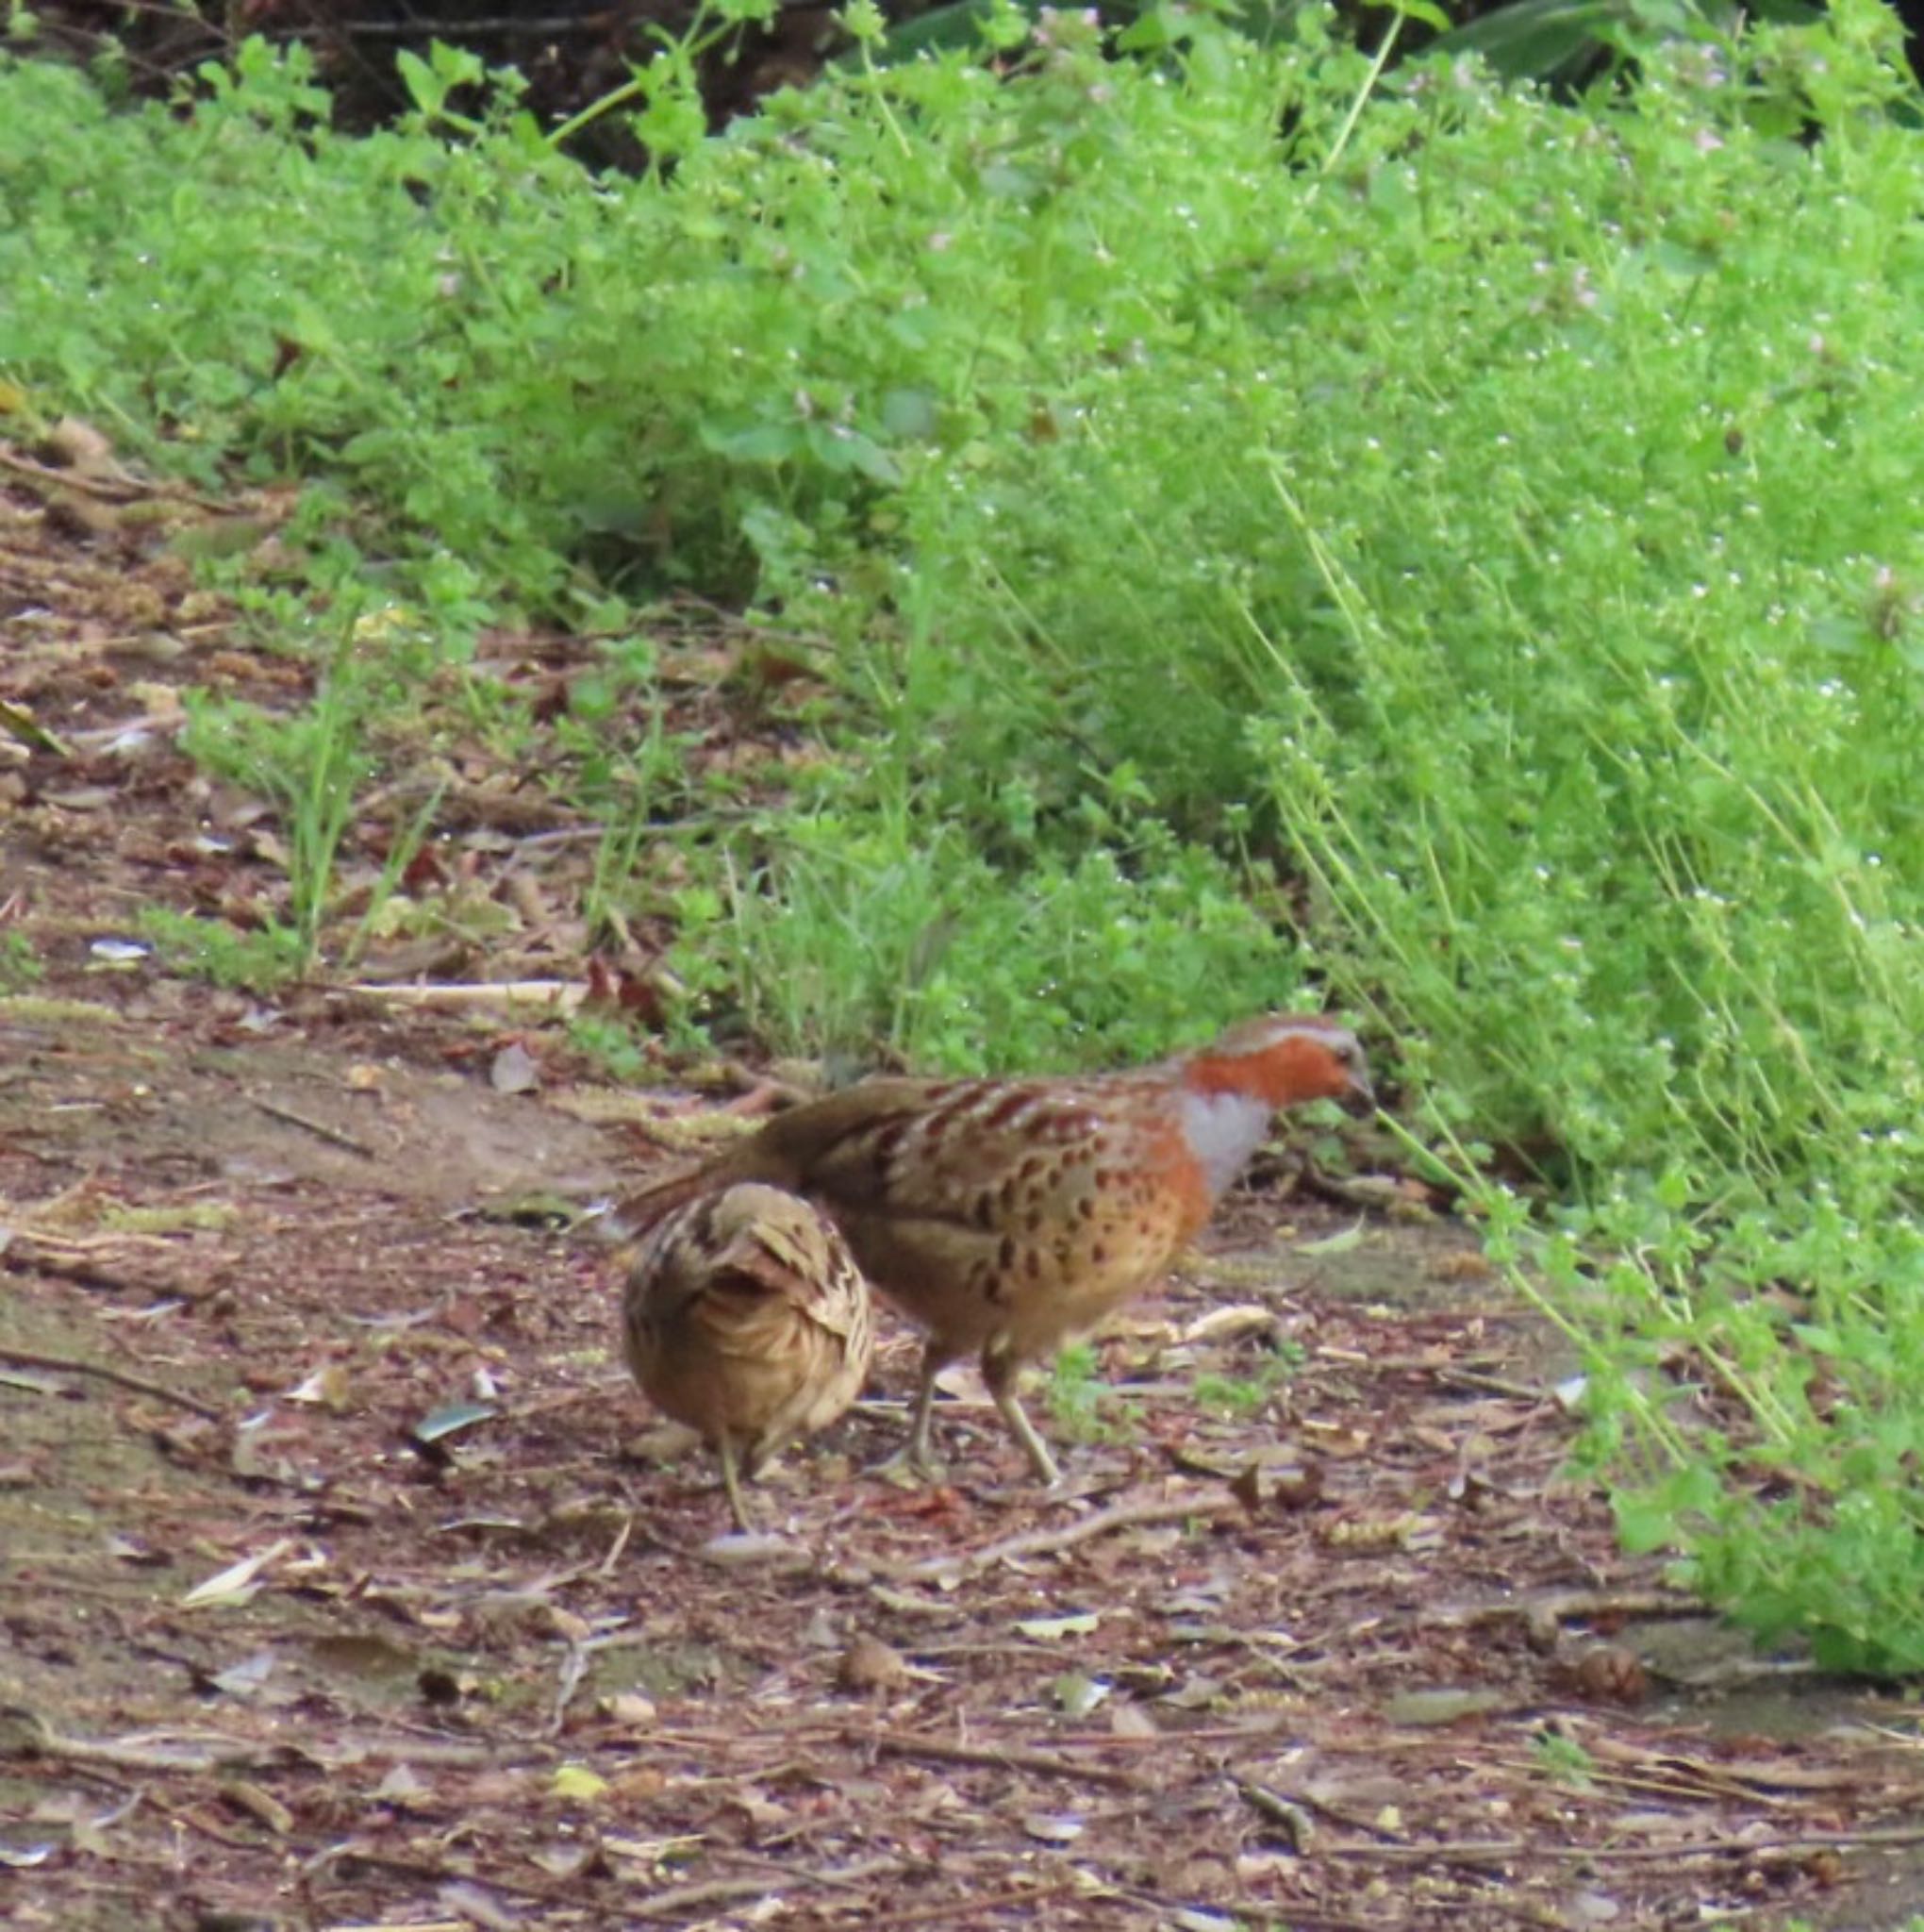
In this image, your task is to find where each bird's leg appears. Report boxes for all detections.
[904,1338,948,1476]
[981,1347,1062,1489]
[718,1433,756,1533]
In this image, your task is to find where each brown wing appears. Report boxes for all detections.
[769,1076,1144,1223]
[711,1077,961,1190]
[609,1082,964,1236]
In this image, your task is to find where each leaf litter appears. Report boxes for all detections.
[2,437,1923,1930]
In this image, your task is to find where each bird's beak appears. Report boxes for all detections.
[1343,1067,1376,1117]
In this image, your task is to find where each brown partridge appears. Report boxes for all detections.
[620,1014,1371,1486]
[622,1182,874,1530]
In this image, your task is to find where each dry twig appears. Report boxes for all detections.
[890,1488,1240,1583]
[869,1879,1088,1927]
[250,1094,377,1158]
[343,979,585,1012]
[862,1725,1139,1789]
[0,1236,179,1299]
[0,1706,274,1773]
[0,1342,224,1421]
[625,1855,903,1920]
[1429,1588,1704,1629]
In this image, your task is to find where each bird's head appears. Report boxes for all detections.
[1181,1012,1374,1114]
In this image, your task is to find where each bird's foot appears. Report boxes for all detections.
[870,1441,949,1485]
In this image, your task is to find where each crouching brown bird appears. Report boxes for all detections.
[618,1014,1371,1487]
[622,1182,874,1530]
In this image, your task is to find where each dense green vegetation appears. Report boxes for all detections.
[6,0,1924,1664]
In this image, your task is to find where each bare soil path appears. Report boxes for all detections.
[4,446,1923,1931]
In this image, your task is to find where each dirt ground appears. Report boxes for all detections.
[7,442,1924,1932]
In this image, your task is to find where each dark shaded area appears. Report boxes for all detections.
[10,0,1915,169]
[5,0,849,160]
[0,0,1553,151]
[1894,0,1924,90]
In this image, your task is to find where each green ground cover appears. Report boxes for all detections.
[6,0,1924,1663]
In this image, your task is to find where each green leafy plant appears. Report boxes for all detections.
[670,789,1308,1074]
[1419,0,1821,92]
[181,686,369,968]
[1530,1728,1597,1789]
[0,930,43,991]
[1045,1341,1136,1445]
[1193,1344,1302,1418]
[566,675,684,945]
[568,1010,657,1084]
[140,908,309,991]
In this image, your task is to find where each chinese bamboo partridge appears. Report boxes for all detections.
[620,1014,1371,1485]
[622,1182,874,1529]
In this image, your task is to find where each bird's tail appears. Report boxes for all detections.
[604,1163,716,1242]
